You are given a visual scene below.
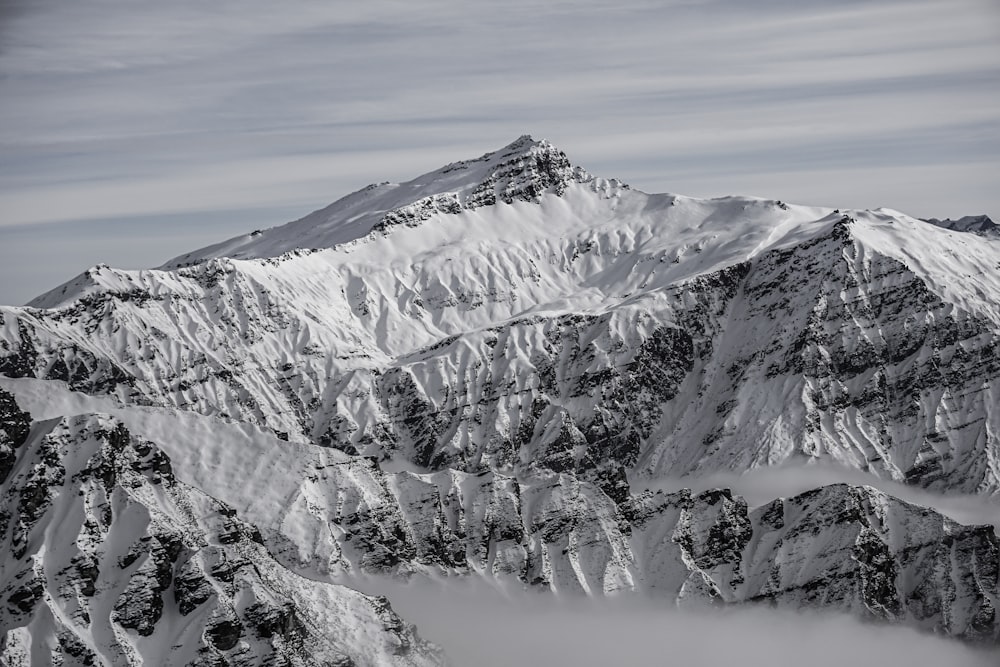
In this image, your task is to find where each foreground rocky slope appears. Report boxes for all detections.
[0,389,442,666]
[3,384,997,654]
[2,136,999,658]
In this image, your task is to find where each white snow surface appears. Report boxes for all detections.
[9,137,1000,496]
[4,375,999,648]
[0,400,442,666]
[3,136,1000,660]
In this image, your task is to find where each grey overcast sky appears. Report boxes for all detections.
[1,0,999,304]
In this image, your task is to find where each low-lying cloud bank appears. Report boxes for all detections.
[351,576,998,667]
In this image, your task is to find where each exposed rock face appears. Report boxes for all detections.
[0,388,31,485]
[0,411,442,666]
[208,449,1000,641]
[3,408,995,655]
[2,212,997,497]
[923,214,999,237]
[374,135,588,233]
[1,136,999,657]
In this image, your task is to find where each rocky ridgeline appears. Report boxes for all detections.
[212,443,1000,642]
[0,390,442,666]
[923,215,998,237]
[374,135,592,233]
[1,137,999,657]
[1,215,997,498]
[2,391,995,651]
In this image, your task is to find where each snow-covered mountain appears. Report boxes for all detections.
[2,136,999,662]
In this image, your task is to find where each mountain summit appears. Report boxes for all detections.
[164,135,596,268]
[2,137,1000,662]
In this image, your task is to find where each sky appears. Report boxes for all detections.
[1,0,999,304]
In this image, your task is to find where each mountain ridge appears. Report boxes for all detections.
[6,194,998,492]
[160,135,601,270]
[923,214,998,237]
[2,382,997,651]
[3,136,1000,661]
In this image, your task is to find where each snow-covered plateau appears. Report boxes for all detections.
[2,135,999,664]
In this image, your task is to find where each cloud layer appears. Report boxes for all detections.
[1,0,998,302]
[352,575,1000,667]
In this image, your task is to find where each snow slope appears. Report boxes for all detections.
[2,136,1000,657]
[2,379,997,649]
[0,389,442,666]
[4,139,999,497]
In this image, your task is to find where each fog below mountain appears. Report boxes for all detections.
[350,576,999,667]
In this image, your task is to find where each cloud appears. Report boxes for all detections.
[350,575,999,667]
[0,0,998,302]
[0,148,470,228]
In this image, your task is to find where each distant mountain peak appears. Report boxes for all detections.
[922,214,998,237]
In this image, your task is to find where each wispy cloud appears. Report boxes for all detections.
[1,0,998,302]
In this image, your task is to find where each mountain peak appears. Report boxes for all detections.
[490,134,567,166]
[416,134,585,211]
[509,132,542,147]
[922,214,998,237]
[162,135,601,268]
[484,133,556,159]
[471,133,548,161]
